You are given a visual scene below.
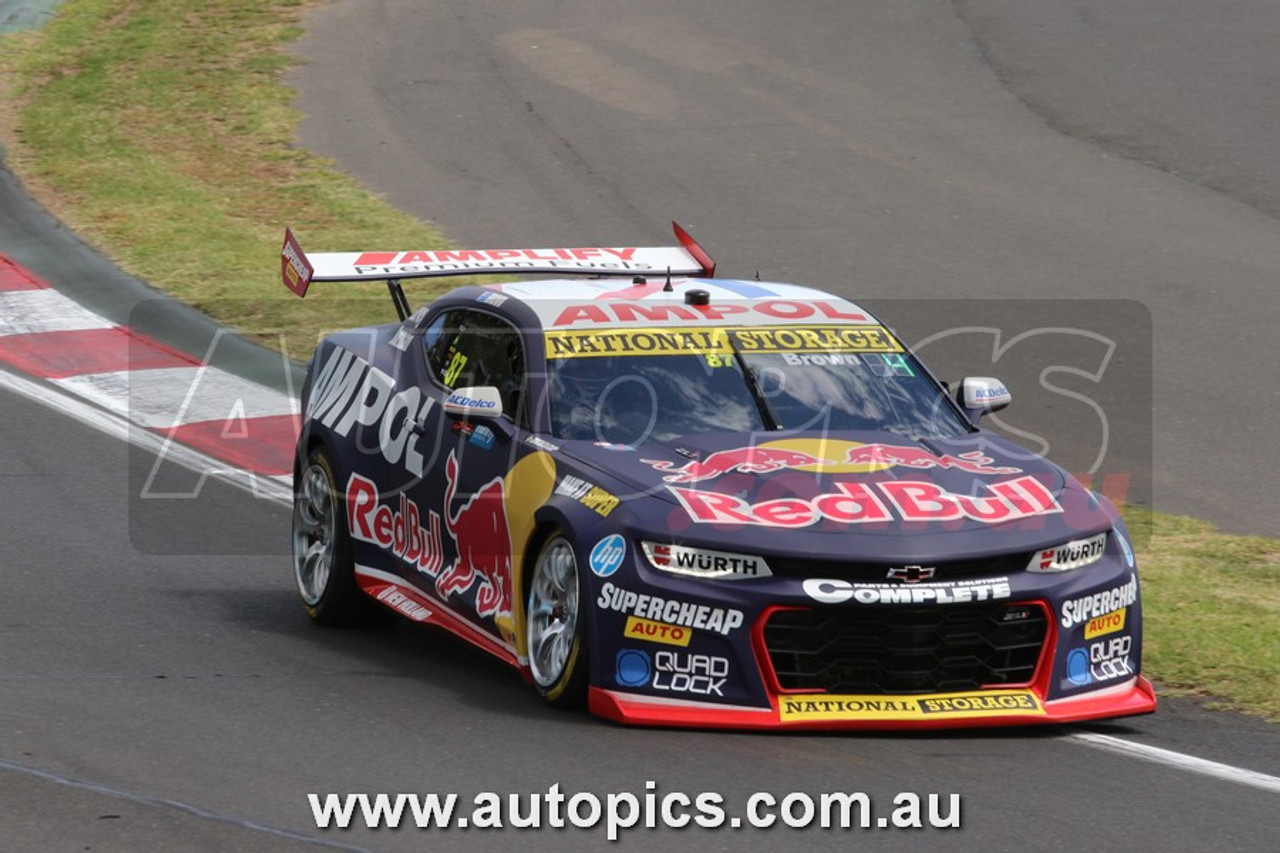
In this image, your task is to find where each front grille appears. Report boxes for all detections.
[764,603,1047,695]
[766,552,1032,583]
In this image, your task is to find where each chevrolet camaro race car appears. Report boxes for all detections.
[282,223,1156,730]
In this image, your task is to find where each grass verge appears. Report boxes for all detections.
[0,0,448,349]
[1128,510,1279,721]
[2,1,1277,721]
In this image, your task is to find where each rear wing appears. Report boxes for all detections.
[281,222,715,307]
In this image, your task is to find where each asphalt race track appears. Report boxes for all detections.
[2,2,1279,851]
[291,0,1280,538]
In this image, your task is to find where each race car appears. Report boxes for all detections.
[282,223,1156,730]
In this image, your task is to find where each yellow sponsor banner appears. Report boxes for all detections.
[545,327,732,359]
[730,325,902,354]
[1084,607,1127,640]
[779,689,1044,723]
[624,615,693,647]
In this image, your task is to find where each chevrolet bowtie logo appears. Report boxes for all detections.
[887,565,936,583]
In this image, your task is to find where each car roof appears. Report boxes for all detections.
[474,277,880,331]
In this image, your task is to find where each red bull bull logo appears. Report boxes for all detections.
[436,451,514,619]
[644,441,1020,484]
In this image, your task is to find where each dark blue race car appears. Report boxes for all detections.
[282,224,1155,730]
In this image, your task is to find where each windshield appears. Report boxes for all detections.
[544,325,971,444]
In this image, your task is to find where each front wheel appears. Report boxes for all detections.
[526,534,589,707]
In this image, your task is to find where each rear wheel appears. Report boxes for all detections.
[292,448,389,626]
[526,534,588,707]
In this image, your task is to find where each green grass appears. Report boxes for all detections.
[1129,511,1280,720]
[2,0,1278,721]
[0,0,450,350]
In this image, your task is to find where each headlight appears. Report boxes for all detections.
[641,542,772,580]
[1027,531,1108,573]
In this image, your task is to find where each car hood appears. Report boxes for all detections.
[556,431,1116,562]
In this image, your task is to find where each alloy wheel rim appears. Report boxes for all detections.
[527,539,579,687]
[292,463,336,606]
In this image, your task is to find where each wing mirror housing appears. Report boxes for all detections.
[957,376,1011,423]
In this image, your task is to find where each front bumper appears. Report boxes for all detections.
[589,676,1157,730]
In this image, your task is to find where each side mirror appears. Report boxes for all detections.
[443,386,504,420]
[957,377,1011,422]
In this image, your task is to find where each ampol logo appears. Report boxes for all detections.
[589,534,626,577]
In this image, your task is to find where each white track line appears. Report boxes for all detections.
[6,352,1280,798]
[1070,732,1280,795]
[0,367,291,504]
[0,288,115,335]
[54,364,298,429]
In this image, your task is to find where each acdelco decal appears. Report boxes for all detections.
[308,348,435,476]
[729,326,901,353]
[346,473,444,576]
[670,475,1059,528]
[1061,577,1138,629]
[552,300,868,327]
[545,327,732,359]
[596,582,744,635]
[804,577,1012,605]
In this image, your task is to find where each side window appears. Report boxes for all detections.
[423,309,526,422]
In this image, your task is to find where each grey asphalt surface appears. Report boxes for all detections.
[3,1,1280,851]
[290,0,1280,537]
[1,385,1278,853]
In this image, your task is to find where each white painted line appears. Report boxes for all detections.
[53,364,299,430]
[1071,732,1280,795]
[1,367,291,504]
[0,289,116,336]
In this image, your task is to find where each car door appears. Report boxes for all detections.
[414,307,529,646]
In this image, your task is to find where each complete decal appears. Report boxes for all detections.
[804,577,1012,605]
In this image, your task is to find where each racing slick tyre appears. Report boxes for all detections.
[292,448,392,627]
[526,533,589,708]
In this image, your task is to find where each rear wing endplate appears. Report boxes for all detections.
[281,221,715,299]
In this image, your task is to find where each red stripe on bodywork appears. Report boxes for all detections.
[0,256,51,291]
[154,413,301,476]
[0,326,200,379]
